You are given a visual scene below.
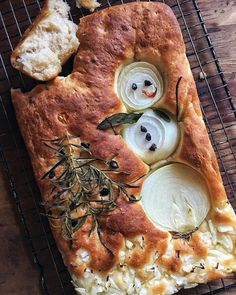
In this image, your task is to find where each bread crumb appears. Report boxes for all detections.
[76,0,100,12]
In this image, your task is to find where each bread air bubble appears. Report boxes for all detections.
[122,109,179,165]
[117,62,164,110]
[141,163,210,233]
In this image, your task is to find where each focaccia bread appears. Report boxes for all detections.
[11,0,79,81]
[11,2,236,295]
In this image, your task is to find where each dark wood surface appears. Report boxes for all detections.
[198,0,236,102]
[0,168,42,295]
[0,1,236,294]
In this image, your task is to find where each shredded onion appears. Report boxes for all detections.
[117,62,163,110]
[122,109,179,164]
[141,163,210,233]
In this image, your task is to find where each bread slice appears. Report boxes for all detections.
[11,0,79,81]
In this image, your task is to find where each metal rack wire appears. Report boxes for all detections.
[0,0,235,294]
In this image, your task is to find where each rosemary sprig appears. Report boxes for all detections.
[176,76,182,121]
[41,135,144,251]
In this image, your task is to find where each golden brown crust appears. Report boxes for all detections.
[11,1,236,290]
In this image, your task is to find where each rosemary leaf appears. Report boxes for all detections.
[128,195,141,202]
[73,214,89,232]
[41,157,66,180]
[42,135,66,145]
[170,227,198,241]
[176,77,183,121]
[97,223,114,256]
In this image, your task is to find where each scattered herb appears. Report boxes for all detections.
[140,125,147,133]
[41,135,144,251]
[141,236,145,249]
[191,263,205,272]
[97,222,114,256]
[132,83,138,90]
[145,133,151,141]
[170,227,198,241]
[97,112,143,130]
[154,109,171,123]
[149,143,157,151]
[176,77,182,121]
[128,194,141,202]
[144,80,152,86]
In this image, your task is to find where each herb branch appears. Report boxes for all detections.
[41,135,144,251]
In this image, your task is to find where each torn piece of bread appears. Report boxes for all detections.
[76,0,100,12]
[11,0,79,81]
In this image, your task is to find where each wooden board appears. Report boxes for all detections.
[198,0,236,101]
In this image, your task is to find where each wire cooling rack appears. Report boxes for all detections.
[0,0,236,294]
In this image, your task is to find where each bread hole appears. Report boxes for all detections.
[58,112,69,124]
[28,95,36,103]
[97,27,107,35]
[140,39,148,48]
[121,25,129,32]
[42,23,60,33]
[98,19,111,34]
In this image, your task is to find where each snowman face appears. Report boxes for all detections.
[117,61,164,110]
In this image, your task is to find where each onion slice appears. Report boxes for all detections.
[122,109,179,165]
[141,163,210,233]
[117,62,163,110]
